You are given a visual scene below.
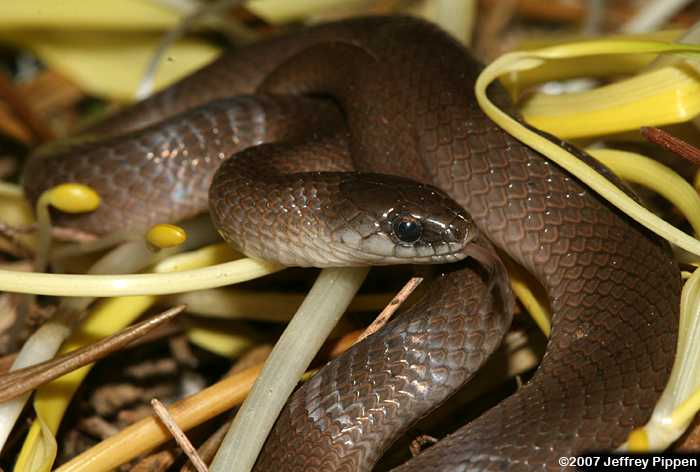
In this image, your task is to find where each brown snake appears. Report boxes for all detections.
[23,15,680,471]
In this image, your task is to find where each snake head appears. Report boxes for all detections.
[331,174,476,265]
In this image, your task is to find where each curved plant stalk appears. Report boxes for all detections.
[476,40,700,258]
[0,257,282,296]
[588,148,700,235]
[209,266,369,472]
[618,266,700,451]
[478,37,700,452]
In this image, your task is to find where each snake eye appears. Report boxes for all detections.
[392,216,422,244]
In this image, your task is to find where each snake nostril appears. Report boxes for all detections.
[445,223,467,245]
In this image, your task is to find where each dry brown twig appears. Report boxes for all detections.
[151,398,209,472]
[641,126,700,166]
[0,305,185,402]
[353,276,423,345]
[180,419,232,472]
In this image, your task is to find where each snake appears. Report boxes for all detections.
[22,15,680,472]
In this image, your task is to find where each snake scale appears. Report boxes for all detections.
[23,15,679,471]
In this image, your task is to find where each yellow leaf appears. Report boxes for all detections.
[521,64,700,138]
[247,0,371,23]
[0,30,220,101]
[187,323,257,359]
[0,0,182,31]
[502,30,682,95]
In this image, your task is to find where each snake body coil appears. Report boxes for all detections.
[24,16,679,471]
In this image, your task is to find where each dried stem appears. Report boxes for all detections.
[0,306,184,402]
[640,126,700,166]
[180,419,231,472]
[151,398,208,472]
[354,276,423,344]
